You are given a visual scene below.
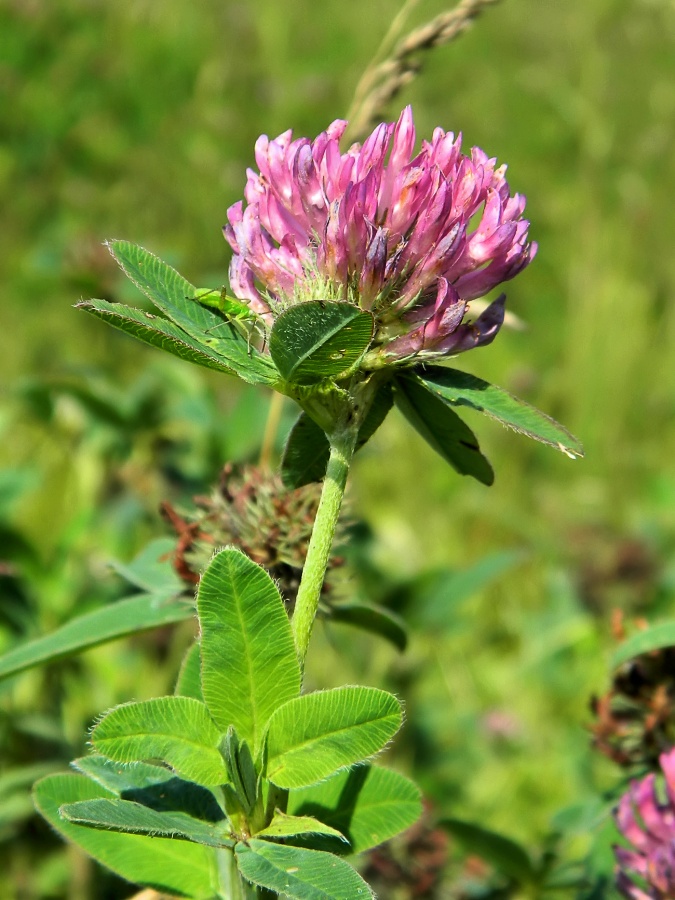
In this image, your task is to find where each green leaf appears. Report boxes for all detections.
[415,366,584,458]
[91,697,228,786]
[235,840,374,900]
[34,774,216,897]
[0,792,37,833]
[612,621,675,669]
[60,798,233,849]
[0,595,194,681]
[329,602,407,651]
[107,240,219,333]
[175,641,203,701]
[109,537,183,594]
[197,548,301,753]
[358,379,395,444]
[281,413,331,488]
[270,302,374,385]
[288,765,422,854]
[71,756,174,795]
[281,381,394,488]
[77,298,239,376]
[202,330,279,386]
[255,811,347,843]
[583,813,622,893]
[0,762,61,799]
[0,763,61,831]
[441,818,537,884]
[73,756,225,824]
[394,375,494,485]
[409,550,526,629]
[266,687,402,789]
[108,241,281,386]
[82,296,277,386]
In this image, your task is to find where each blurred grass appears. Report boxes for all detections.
[2,0,675,895]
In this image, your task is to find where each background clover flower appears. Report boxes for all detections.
[224,105,536,363]
[614,747,675,898]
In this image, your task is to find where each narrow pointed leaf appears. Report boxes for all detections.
[34,774,216,897]
[441,818,537,884]
[329,602,407,651]
[415,366,583,458]
[235,840,374,900]
[288,765,422,854]
[0,763,62,800]
[197,549,301,752]
[0,595,193,681]
[107,240,225,335]
[107,245,273,376]
[60,798,233,849]
[266,687,402,789]
[77,299,238,375]
[394,375,494,485]
[255,811,347,842]
[79,297,276,385]
[109,537,182,594]
[281,381,393,488]
[612,622,675,669]
[175,641,203,701]
[106,240,278,383]
[408,550,526,629]
[270,302,374,385]
[91,697,228,786]
[0,763,61,830]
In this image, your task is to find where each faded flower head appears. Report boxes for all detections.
[161,463,346,609]
[614,747,675,898]
[590,641,675,770]
[224,106,536,365]
[361,802,448,898]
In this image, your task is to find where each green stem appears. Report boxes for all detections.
[258,392,284,469]
[292,426,357,666]
[217,848,259,900]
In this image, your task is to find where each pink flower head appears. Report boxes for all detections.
[224,106,536,364]
[614,747,675,898]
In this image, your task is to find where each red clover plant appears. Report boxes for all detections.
[30,109,584,899]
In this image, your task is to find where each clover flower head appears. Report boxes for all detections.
[615,747,675,898]
[162,464,346,608]
[224,106,536,365]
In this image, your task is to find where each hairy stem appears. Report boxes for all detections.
[291,426,357,666]
[217,849,258,900]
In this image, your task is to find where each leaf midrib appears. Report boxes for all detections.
[286,318,361,380]
[269,709,400,765]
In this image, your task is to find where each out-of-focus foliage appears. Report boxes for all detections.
[2,0,675,896]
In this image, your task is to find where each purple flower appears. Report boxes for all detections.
[614,747,675,898]
[224,107,536,365]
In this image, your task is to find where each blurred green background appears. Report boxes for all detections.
[2,0,675,896]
